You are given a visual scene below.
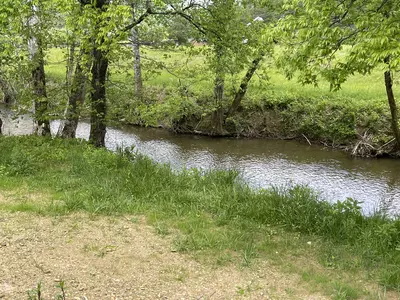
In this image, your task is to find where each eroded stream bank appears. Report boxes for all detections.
[1,106,399,216]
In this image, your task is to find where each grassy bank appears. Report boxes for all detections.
[44,47,398,157]
[0,135,399,298]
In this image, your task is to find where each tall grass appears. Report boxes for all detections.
[0,135,399,292]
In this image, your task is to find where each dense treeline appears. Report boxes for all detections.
[0,0,399,155]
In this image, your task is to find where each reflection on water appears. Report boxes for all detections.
[0,109,35,136]
[1,105,399,216]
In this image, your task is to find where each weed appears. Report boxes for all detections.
[129,216,139,223]
[154,221,170,236]
[27,282,42,300]
[241,241,257,267]
[215,252,234,266]
[236,286,245,296]
[285,287,294,296]
[235,281,261,296]
[27,281,66,300]
[55,280,66,300]
[83,244,117,258]
[332,282,360,300]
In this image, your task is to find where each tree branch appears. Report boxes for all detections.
[123,8,151,32]
[123,1,220,40]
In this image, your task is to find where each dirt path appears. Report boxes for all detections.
[0,212,328,299]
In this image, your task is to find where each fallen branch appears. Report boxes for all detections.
[302,133,311,145]
[378,138,395,150]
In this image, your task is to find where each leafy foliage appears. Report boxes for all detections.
[277,0,400,88]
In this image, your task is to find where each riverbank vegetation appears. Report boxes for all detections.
[45,46,392,155]
[0,136,399,298]
[0,0,399,157]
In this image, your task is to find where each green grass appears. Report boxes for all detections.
[0,135,399,299]
[44,46,392,106]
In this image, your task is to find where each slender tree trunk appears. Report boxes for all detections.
[61,53,88,139]
[214,75,224,104]
[31,43,50,136]
[384,68,400,151]
[131,27,143,97]
[81,0,109,147]
[212,76,224,134]
[212,46,225,134]
[227,53,265,117]
[66,43,76,91]
[57,43,77,137]
[89,45,108,147]
[28,4,50,136]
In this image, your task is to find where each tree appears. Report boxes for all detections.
[127,1,178,97]
[76,0,201,147]
[27,0,61,136]
[278,0,400,151]
[0,1,23,106]
[61,48,90,138]
[165,15,193,45]
[1,0,67,132]
[61,0,91,138]
[77,0,113,147]
[75,0,137,146]
[176,0,276,134]
[127,0,145,97]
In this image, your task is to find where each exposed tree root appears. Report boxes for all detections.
[350,131,399,158]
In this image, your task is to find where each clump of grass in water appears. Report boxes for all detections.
[1,136,399,292]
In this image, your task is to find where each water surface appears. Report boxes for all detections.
[1,106,399,216]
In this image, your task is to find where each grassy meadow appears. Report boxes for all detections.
[45,46,390,103]
[0,135,399,299]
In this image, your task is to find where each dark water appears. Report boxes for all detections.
[1,106,400,216]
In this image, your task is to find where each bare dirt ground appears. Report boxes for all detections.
[0,211,331,300]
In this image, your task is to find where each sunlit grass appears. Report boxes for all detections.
[44,46,392,104]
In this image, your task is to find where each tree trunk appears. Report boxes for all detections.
[227,53,265,117]
[384,68,400,151]
[212,46,225,135]
[131,27,143,97]
[89,46,108,147]
[32,43,51,136]
[57,43,77,137]
[61,53,88,139]
[212,76,224,134]
[66,43,76,91]
[28,4,50,136]
[83,0,109,147]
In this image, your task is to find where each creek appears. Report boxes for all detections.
[1,105,399,216]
